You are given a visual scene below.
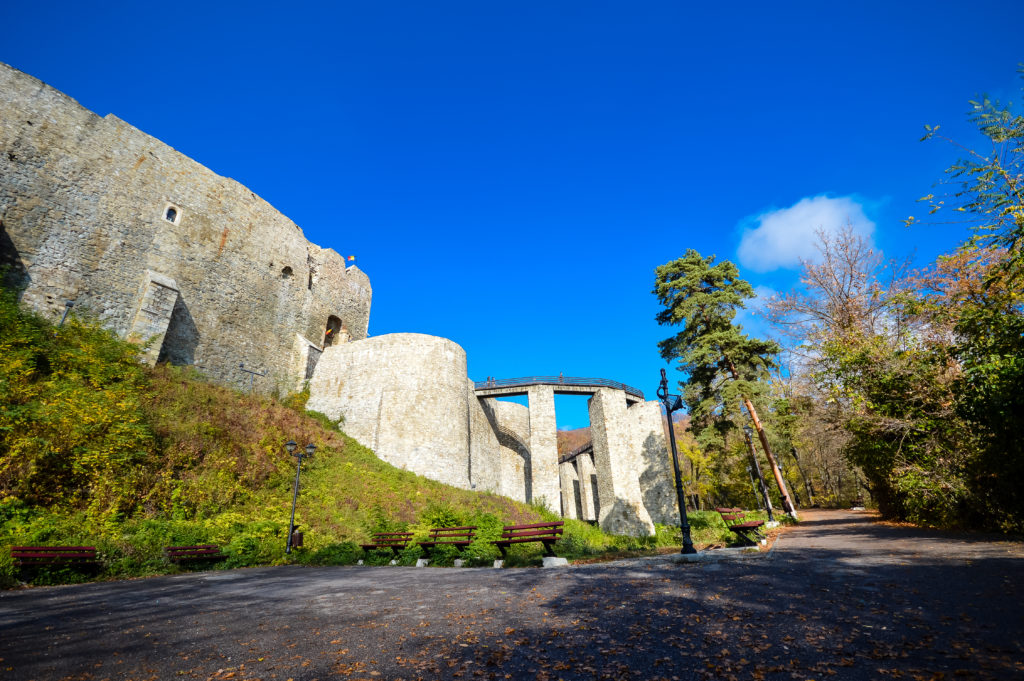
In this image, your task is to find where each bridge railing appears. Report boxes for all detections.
[473,376,644,400]
[559,440,594,464]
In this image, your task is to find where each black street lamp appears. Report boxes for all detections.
[285,440,316,554]
[743,426,775,523]
[657,368,697,555]
[746,465,764,511]
[58,300,74,327]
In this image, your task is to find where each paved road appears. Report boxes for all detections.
[1,510,1022,680]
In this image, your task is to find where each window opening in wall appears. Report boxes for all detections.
[281,266,293,279]
[324,315,342,347]
[163,203,182,225]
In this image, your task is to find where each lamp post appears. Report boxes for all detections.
[285,441,316,554]
[746,465,764,511]
[239,363,268,393]
[790,446,815,505]
[58,300,74,327]
[657,368,697,555]
[743,426,775,522]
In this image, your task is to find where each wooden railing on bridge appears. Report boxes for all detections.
[558,441,594,465]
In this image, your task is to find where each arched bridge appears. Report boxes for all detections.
[473,376,644,403]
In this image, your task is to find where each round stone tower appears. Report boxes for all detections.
[306,333,471,488]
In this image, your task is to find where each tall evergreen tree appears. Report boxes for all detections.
[654,249,797,516]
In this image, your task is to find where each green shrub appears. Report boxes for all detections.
[419,502,464,528]
[224,521,286,568]
[364,548,399,566]
[397,544,424,565]
[307,541,361,566]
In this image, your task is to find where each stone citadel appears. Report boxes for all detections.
[1,62,676,535]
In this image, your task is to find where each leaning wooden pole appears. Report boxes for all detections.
[724,356,797,518]
[741,396,797,517]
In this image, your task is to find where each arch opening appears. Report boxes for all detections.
[324,315,342,347]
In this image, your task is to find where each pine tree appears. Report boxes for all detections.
[654,249,797,516]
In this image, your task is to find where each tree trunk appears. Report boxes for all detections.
[725,357,798,517]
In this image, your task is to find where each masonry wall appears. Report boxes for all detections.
[306,333,472,488]
[486,399,532,503]
[0,62,370,390]
[467,381,502,494]
[629,400,678,525]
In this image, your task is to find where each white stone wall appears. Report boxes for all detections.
[589,388,655,536]
[468,382,502,493]
[306,333,471,488]
[487,399,532,502]
[628,401,678,525]
[576,452,599,521]
[526,386,560,512]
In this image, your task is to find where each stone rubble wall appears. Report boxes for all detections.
[485,399,532,502]
[629,400,678,525]
[306,333,472,488]
[525,385,560,512]
[467,381,502,494]
[0,62,370,391]
[589,388,656,536]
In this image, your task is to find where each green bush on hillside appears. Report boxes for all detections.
[0,285,758,587]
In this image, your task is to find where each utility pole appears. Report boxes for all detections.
[790,446,815,506]
[743,426,774,522]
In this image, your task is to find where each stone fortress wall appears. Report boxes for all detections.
[1,62,677,536]
[0,62,371,390]
[307,333,678,536]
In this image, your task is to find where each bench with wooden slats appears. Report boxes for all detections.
[164,544,226,564]
[492,521,564,558]
[417,526,477,557]
[11,546,99,570]
[715,507,766,546]
[360,532,414,556]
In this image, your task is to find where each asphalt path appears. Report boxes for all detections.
[1,510,1022,680]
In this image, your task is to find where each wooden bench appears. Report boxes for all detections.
[360,532,414,556]
[492,521,564,558]
[417,526,477,557]
[715,507,766,546]
[164,544,226,564]
[10,546,99,571]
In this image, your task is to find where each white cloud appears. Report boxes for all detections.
[734,285,776,335]
[736,195,875,272]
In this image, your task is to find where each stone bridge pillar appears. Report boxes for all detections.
[589,388,655,536]
[559,461,578,519]
[576,452,598,521]
[527,385,560,512]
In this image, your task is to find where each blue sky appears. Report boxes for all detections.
[3,1,1022,428]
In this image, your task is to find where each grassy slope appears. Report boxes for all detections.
[0,291,746,586]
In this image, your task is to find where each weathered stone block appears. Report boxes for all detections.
[590,388,655,536]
